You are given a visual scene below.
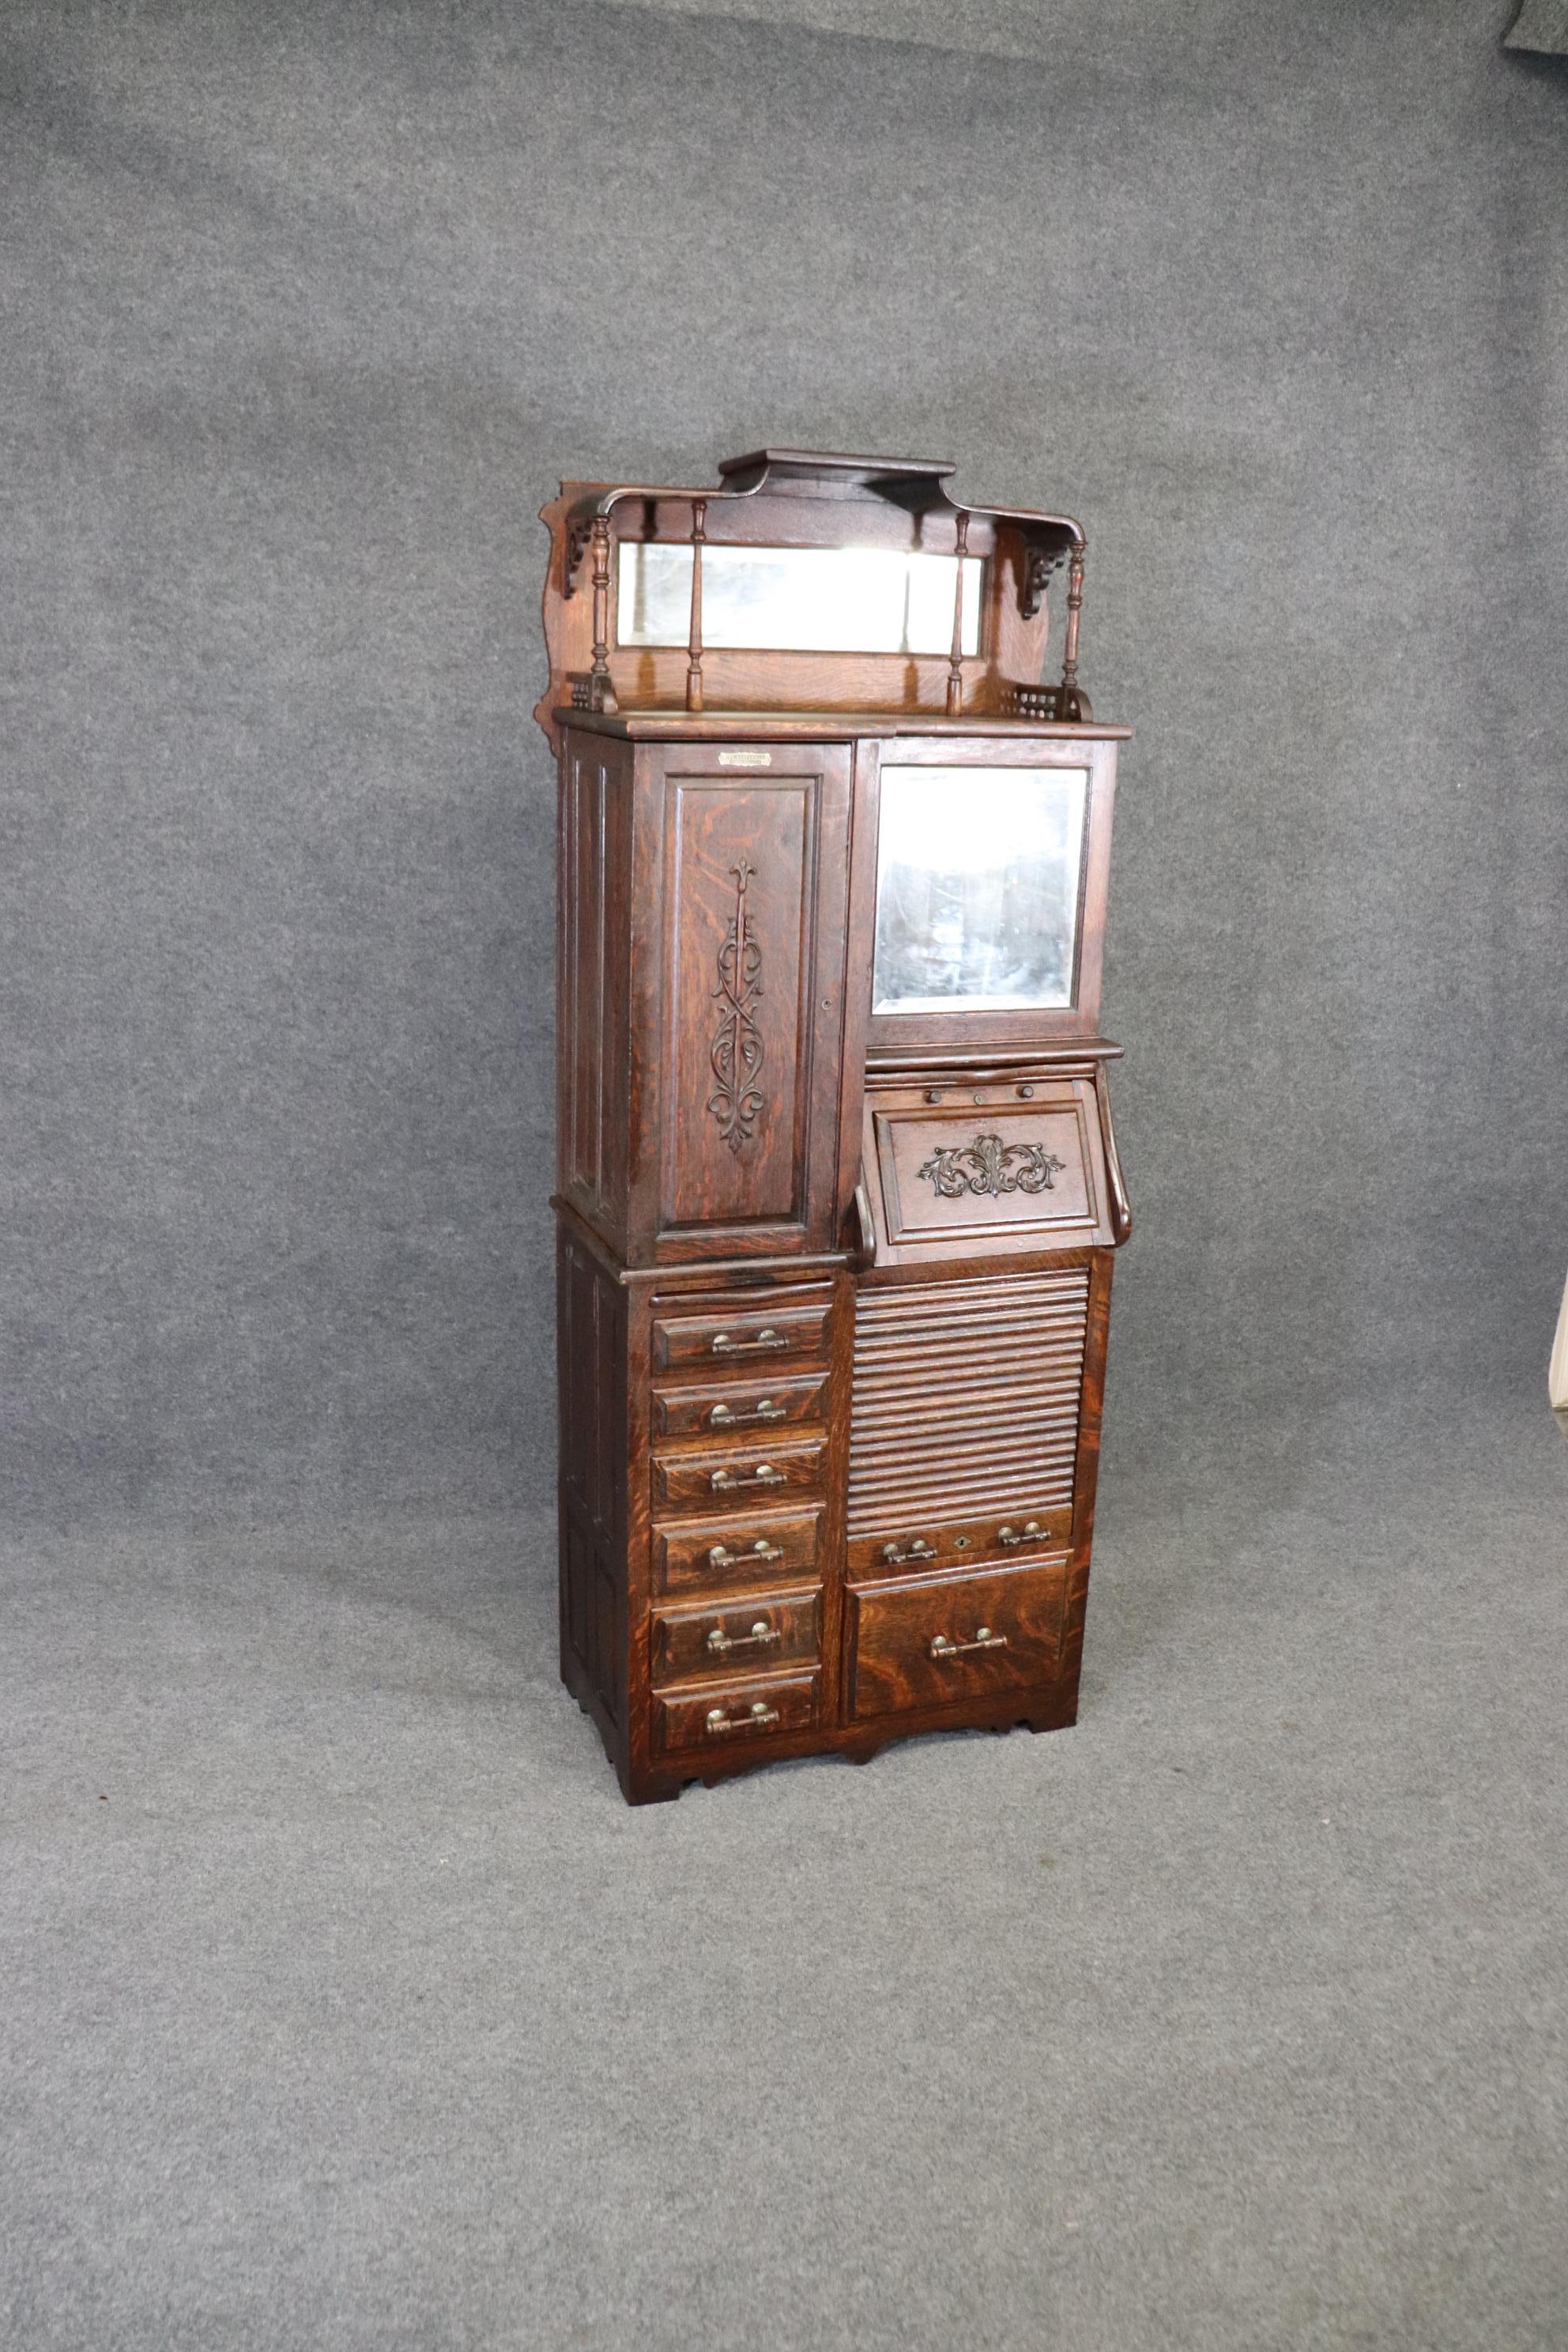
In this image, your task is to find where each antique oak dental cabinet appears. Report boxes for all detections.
[538,450,1132,1804]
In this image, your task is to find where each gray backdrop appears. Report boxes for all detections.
[6,10,1568,2351]
[6,0,1564,1524]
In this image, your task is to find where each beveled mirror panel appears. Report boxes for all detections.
[872,766,1088,1014]
[617,544,982,656]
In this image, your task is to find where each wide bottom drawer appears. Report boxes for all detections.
[654,1670,820,1757]
[847,1556,1070,1722]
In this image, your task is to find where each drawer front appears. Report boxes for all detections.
[848,1557,1071,1722]
[652,1435,827,1515]
[651,1294,832,1375]
[869,1090,1106,1250]
[655,1670,820,1757]
[651,1370,828,1442]
[846,1502,1072,1581]
[652,1586,822,1686]
[655,1509,823,1595]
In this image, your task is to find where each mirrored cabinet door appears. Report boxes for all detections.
[872,765,1089,1016]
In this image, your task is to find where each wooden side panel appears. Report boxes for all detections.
[1060,1250,1114,1695]
[557,1225,628,1740]
[557,730,632,1250]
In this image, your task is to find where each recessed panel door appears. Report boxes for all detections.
[631,744,853,1261]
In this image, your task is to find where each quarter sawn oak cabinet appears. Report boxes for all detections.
[538,450,1132,1803]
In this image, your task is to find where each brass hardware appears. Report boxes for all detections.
[997,1520,1046,1547]
[710,1463,787,1491]
[707,1538,784,1570]
[880,1538,937,1566]
[708,1397,787,1427]
[929,1626,1008,1660]
[705,1619,780,1656]
[705,1699,782,1735]
[710,1327,787,1355]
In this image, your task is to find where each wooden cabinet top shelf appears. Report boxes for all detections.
[552,710,1132,743]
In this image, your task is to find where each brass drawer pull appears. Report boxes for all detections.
[705,1619,780,1656]
[709,1397,788,1427]
[880,1538,937,1566]
[710,1327,788,1355]
[930,1626,1008,1661]
[707,1537,784,1570]
[705,1699,781,1736]
[710,1462,787,1491]
[997,1521,1046,1548]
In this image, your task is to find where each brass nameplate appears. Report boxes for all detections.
[717,750,772,768]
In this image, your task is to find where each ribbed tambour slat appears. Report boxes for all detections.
[848,1268,1090,1536]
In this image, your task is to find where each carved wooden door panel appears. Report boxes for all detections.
[628,743,853,1263]
[861,1077,1117,1263]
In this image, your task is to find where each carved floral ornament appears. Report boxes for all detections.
[917,1132,1066,1199]
[707,860,765,1152]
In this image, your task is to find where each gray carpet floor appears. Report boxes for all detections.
[4,1404,1566,2352]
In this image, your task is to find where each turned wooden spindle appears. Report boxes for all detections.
[946,511,969,716]
[590,514,617,713]
[686,498,706,714]
[1061,541,1086,707]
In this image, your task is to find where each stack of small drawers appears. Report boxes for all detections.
[646,1283,836,1762]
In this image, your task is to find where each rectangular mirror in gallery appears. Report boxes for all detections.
[617,542,984,656]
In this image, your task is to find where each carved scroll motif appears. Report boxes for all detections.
[707,860,765,1152]
[917,1133,1066,1199]
[1020,545,1064,620]
[562,518,592,597]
